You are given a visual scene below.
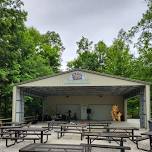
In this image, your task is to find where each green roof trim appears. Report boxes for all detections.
[15,69,151,86]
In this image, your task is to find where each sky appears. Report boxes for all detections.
[22,0,147,70]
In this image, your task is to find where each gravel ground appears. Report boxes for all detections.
[0,120,150,152]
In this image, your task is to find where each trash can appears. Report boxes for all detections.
[148,120,152,131]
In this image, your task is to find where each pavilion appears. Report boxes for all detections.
[12,69,151,128]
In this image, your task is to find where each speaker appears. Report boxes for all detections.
[87,108,91,114]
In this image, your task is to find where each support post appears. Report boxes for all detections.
[145,85,151,128]
[12,86,24,122]
[20,90,25,122]
[12,86,21,122]
[140,93,147,128]
[12,86,17,122]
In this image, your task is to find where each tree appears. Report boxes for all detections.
[0,0,27,117]
[94,41,109,72]
[76,36,93,54]
[68,37,101,71]
[124,0,152,82]
[104,39,133,77]
[68,37,133,78]
[41,31,64,72]
[0,0,64,117]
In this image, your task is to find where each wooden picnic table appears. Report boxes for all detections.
[19,143,84,152]
[141,131,152,151]
[8,127,48,143]
[105,126,139,141]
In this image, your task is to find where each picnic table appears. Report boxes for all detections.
[0,125,22,137]
[4,121,26,126]
[105,126,139,141]
[56,123,87,140]
[19,143,84,152]
[59,123,87,134]
[47,120,67,130]
[83,132,129,152]
[8,127,48,143]
[87,121,111,131]
[0,118,12,126]
[83,132,129,145]
[141,131,152,151]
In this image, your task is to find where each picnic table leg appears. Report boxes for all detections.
[131,129,134,141]
[89,122,91,132]
[1,128,3,137]
[150,135,152,151]
[48,123,50,130]
[41,131,43,143]
[87,135,90,144]
[120,138,124,152]
[61,126,62,137]
[107,128,110,133]
[15,131,18,143]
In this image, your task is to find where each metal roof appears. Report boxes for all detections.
[21,85,143,97]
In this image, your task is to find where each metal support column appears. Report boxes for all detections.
[140,92,146,128]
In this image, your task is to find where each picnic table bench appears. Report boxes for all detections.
[105,126,139,142]
[82,144,131,152]
[56,123,87,140]
[134,136,149,151]
[87,121,111,131]
[47,120,67,130]
[19,143,84,152]
[138,131,152,151]
[0,125,22,137]
[19,143,131,152]
[83,132,130,152]
[0,118,12,126]
[56,130,85,140]
[3,136,40,147]
[1,127,51,147]
[2,131,52,147]
[7,127,49,143]
[87,136,127,143]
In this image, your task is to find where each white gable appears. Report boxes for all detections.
[18,70,145,87]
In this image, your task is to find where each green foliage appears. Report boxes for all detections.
[0,0,26,96]
[0,0,64,118]
[24,96,42,117]
[104,39,133,77]
[68,37,133,78]
[127,97,140,118]
[76,36,93,54]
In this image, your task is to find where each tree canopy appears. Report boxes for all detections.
[0,0,152,118]
[0,0,64,117]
